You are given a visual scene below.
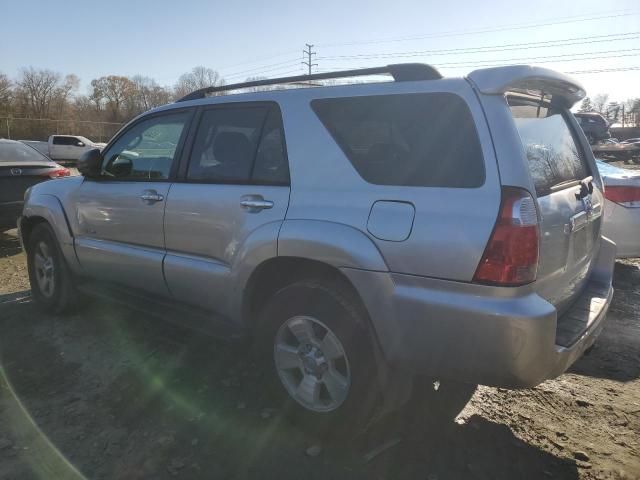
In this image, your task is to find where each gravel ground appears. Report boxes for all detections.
[0,227,639,480]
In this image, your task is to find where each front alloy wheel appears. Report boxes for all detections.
[33,240,56,298]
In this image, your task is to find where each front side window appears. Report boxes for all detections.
[510,99,589,196]
[311,93,485,188]
[187,105,289,184]
[102,112,189,180]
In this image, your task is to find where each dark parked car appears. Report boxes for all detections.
[574,112,611,144]
[0,139,70,232]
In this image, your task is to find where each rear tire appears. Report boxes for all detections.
[26,223,82,314]
[254,278,380,438]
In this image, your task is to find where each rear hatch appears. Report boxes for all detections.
[508,97,603,314]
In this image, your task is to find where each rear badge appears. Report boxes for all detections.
[10,168,22,176]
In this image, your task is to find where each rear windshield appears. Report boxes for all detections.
[311,93,485,188]
[509,98,590,196]
[0,141,49,163]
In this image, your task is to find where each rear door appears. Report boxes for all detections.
[509,97,603,313]
[163,103,290,317]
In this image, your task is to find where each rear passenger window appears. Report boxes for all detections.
[510,99,589,196]
[311,93,485,188]
[187,105,289,185]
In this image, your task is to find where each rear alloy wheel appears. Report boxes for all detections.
[256,278,379,437]
[274,315,351,413]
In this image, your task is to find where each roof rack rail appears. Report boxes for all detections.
[176,63,442,102]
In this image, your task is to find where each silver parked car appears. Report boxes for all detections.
[596,159,640,258]
[18,64,615,433]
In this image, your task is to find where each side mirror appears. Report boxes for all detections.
[77,148,103,177]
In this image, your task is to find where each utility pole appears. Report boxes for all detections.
[302,44,318,76]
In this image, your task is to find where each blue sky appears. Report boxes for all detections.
[2,0,639,101]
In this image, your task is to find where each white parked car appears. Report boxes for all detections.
[597,160,640,258]
[47,135,106,163]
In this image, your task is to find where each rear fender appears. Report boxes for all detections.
[277,220,389,271]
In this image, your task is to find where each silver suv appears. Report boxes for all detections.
[18,64,615,433]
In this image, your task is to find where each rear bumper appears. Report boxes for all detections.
[342,236,616,388]
[602,200,640,258]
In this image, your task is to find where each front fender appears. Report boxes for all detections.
[277,220,389,271]
[21,193,81,272]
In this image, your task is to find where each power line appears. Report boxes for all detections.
[302,44,318,75]
[566,66,640,74]
[314,49,640,74]
[317,31,640,61]
[225,65,305,82]
[223,59,301,80]
[433,48,640,67]
[216,50,299,71]
[317,10,640,48]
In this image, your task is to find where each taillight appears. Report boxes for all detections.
[473,187,539,286]
[47,167,70,179]
[604,185,640,207]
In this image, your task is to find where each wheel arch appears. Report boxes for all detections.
[20,193,80,272]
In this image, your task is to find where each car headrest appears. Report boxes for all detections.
[213,132,252,165]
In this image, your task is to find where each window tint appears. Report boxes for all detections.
[0,141,49,163]
[187,105,289,184]
[102,112,189,180]
[252,109,289,184]
[311,93,485,188]
[53,136,75,146]
[510,100,589,196]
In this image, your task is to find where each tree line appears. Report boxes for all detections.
[2,66,639,142]
[0,66,226,141]
[578,94,640,128]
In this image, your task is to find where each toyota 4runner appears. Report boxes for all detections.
[18,64,615,433]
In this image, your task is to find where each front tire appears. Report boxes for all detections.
[255,278,380,437]
[26,223,80,313]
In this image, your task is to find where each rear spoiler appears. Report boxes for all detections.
[466,65,586,108]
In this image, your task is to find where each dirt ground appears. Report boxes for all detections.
[0,227,639,480]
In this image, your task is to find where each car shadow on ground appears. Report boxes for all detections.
[0,230,21,258]
[569,262,640,383]
[0,298,579,480]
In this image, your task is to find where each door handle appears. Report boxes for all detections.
[140,191,164,204]
[240,197,274,212]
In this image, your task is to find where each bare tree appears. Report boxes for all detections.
[592,94,609,114]
[90,76,135,121]
[0,73,11,103]
[130,76,172,113]
[174,66,224,98]
[578,97,593,113]
[52,74,80,118]
[17,67,62,118]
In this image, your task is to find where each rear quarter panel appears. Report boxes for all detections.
[279,79,501,281]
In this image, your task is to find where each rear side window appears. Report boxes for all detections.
[187,105,289,185]
[311,93,485,188]
[510,99,590,196]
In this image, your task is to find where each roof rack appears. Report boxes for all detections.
[176,63,442,102]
